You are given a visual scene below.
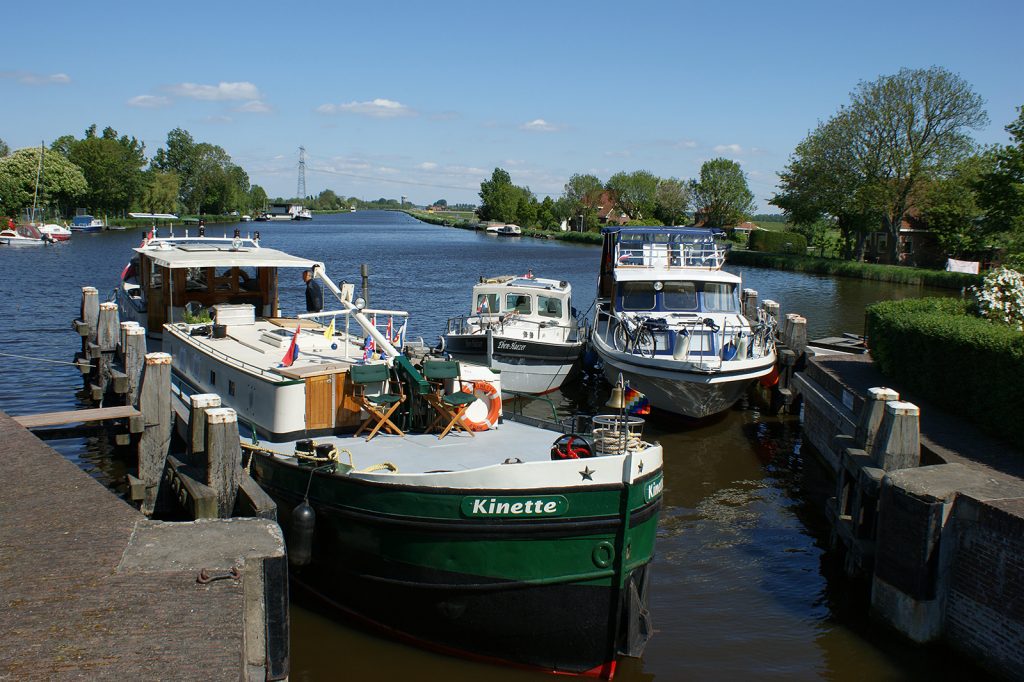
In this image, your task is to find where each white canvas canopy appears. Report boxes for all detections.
[137,244,321,270]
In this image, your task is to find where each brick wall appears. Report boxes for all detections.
[947,495,1024,680]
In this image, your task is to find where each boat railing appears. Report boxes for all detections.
[445,313,575,340]
[614,241,727,270]
[597,307,775,363]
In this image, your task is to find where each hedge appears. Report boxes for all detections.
[748,230,807,254]
[865,297,1024,450]
[725,251,982,290]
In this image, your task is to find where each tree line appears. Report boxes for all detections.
[771,66,1024,265]
[0,126,269,220]
[476,159,756,231]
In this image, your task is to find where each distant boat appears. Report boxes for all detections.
[38,223,71,241]
[241,215,252,222]
[1,223,51,246]
[485,223,521,236]
[349,205,356,213]
[70,215,105,232]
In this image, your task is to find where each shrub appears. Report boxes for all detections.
[865,297,1024,449]
[970,267,1024,331]
[747,230,808,254]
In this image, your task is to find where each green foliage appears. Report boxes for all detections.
[606,170,658,221]
[725,250,981,289]
[690,158,754,227]
[747,230,807,254]
[139,171,180,213]
[0,138,9,157]
[0,146,87,217]
[976,105,1024,255]
[653,177,691,225]
[918,152,996,258]
[58,125,148,215]
[151,128,249,214]
[865,297,1024,449]
[563,173,604,231]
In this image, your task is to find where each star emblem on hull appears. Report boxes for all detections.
[580,466,595,481]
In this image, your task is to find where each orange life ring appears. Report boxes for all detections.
[459,380,502,431]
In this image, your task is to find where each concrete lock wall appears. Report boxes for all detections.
[946,495,1024,679]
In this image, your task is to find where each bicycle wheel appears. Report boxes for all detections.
[635,328,656,358]
[613,323,629,352]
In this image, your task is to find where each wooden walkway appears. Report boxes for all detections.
[0,410,287,680]
[12,405,141,429]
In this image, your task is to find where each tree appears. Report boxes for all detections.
[690,158,755,227]
[537,196,558,229]
[606,170,659,221]
[139,171,180,214]
[563,173,603,231]
[917,152,995,259]
[976,105,1024,256]
[653,177,691,225]
[250,185,268,213]
[772,113,882,259]
[479,168,524,223]
[0,146,88,217]
[59,125,147,215]
[433,198,448,208]
[0,138,9,157]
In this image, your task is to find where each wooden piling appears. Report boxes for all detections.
[123,326,147,407]
[189,393,221,465]
[138,352,172,516]
[81,286,99,344]
[742,288,759,320]
[761,299,780,321]
[855,387,900,453]
[205,407,242,519]
[97,302,120,352]
[870,401,920,471]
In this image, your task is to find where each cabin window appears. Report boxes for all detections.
[537,295,563,318]
[150,266,163,289]
[701,283,738,313]
[619,282,656,311]
[185,267,209,292]
[662,282,698,311]
[505,294,532,315]
[475,293,499,314]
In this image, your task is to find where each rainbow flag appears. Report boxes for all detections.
[280,326,300,367]
[624,386,650,415]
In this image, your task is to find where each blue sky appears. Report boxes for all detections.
[3,0,1021,211]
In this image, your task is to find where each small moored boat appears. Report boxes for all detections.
[70,214,105,232]
[442,274,586,394]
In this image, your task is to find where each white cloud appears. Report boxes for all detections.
[520,118,560,132]
[167,81,262,101]
[235,100,271,113]
[713,143,744,154]
[418,162,438,170]
[203,115,233,124]
[317,98,417,118]
[0,71,71,85]
[127,95,171,109]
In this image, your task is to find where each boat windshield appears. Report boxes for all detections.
[537,295,563,318]
[662,282,698,311]
[620,282,656,311]
[702,282,738,312]
[505,293,532,314]
[475,293,499,314]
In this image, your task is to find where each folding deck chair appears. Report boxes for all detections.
[421,360,476,439]
[350,362,406,441]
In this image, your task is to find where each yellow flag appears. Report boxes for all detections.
[324,317,335,339]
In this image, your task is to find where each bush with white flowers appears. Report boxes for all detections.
[971,267,1024,331]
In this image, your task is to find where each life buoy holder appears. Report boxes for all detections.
[550,434,595,460]
[459,380,501,431]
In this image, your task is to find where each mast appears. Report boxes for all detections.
[30,141,44,224]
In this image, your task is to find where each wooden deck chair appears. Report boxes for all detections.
[350,362,406,441]
[421,360,476,439]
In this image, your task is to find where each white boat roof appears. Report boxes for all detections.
[614,267,741,284]
[473,276,571,292]
[136,241,322,270]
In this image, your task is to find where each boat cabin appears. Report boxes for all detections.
[471,276,573,324]
[122,236,319,334]
[598,226,728,299]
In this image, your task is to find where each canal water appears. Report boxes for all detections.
[0,212,975,680]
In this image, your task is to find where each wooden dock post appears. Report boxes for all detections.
[742,288,759,320]
[122,326,147,407]
[761,299,780,322]
[97,302,120,352]
[188,394,221,466]
[870,401,921,471]
[137,352,172,516]
[81,286,99,344]
[787,315,807,356]
[205,407,242,518]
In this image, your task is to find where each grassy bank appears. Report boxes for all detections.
[726,249,982,290]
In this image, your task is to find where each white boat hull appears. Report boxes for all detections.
[592,329,774,418]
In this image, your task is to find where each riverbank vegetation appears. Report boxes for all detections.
[866,286,1024,449]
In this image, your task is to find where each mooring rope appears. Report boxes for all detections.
[0,351,81,366]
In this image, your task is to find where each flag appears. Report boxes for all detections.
[280,326,300,367]
[386,316,393,343]
[363,315,377,360]
[624,386,650,415]
[393,320,406,346]
[324,316,335,340]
